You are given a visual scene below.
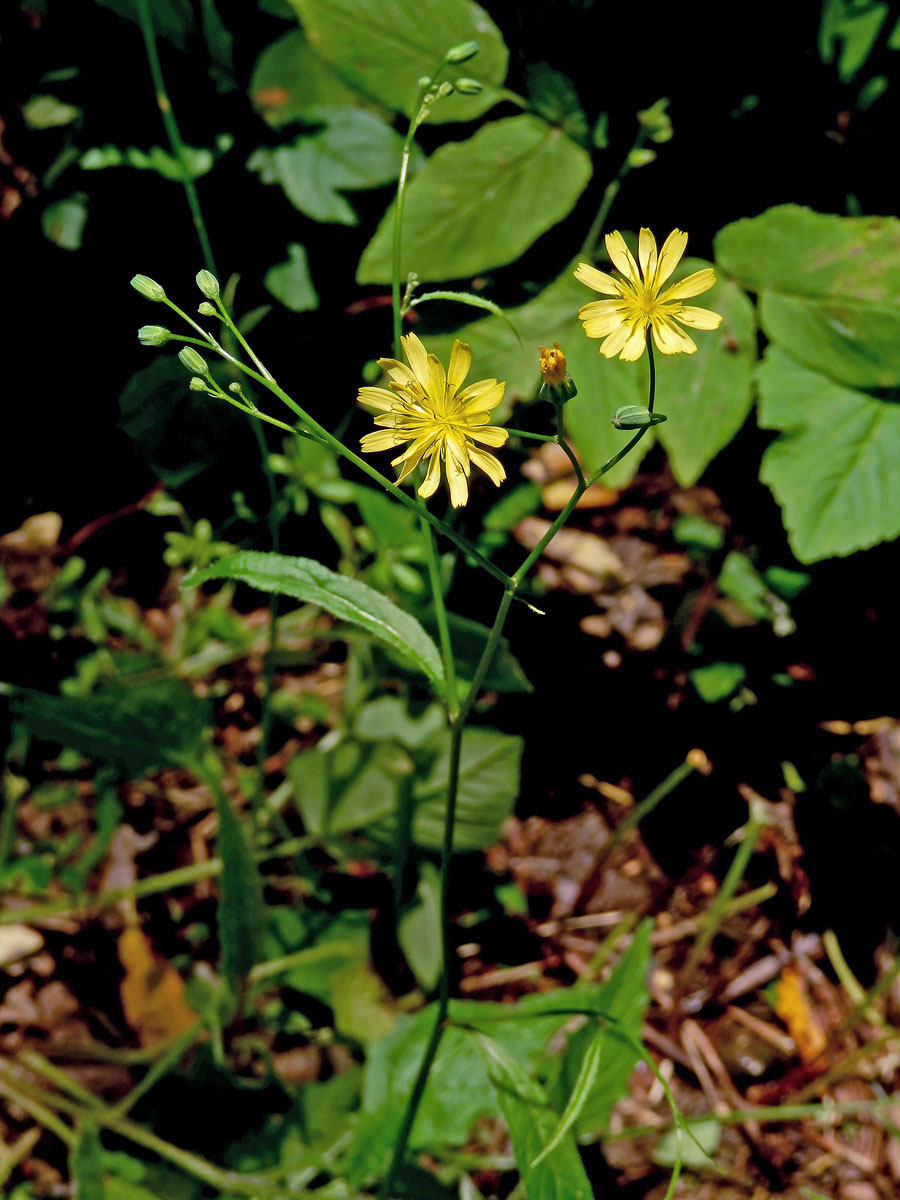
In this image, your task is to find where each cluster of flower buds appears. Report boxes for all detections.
[538,342,577,404]
[417,41,483,112]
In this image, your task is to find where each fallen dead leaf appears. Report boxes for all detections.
[118,926,199,1046]
[774,965,827,1063]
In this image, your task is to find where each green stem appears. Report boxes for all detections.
[422,518,459,716]
[603,757,695,859]
[553,398,585,489]
[686,819,763,975]
[580,127,647,260]
[506,427,556,443]
[392,89,429,358]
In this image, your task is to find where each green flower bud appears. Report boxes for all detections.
[131,274,166,302]
[445,40,479,63]
[138,325,171,346]
[612,405,667,429]
[228,381,243,394]
[197,301,217,317]
[453,77,483,95]
[189,376,209,392]
[437,81,455,97]
[179,346,209,375]
[627,147,657,168]
[196,269,220,299]
[417,75,432,89]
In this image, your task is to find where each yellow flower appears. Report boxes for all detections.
[574,228,722,361]
[358,332,508,508]
[539,342,567,385]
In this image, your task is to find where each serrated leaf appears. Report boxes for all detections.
[756,346,900,560]
[428,268,649,486]
[264,243,319,311]
[186,551,445,689]
[250,28,363,126]
[287,0,508,123]
[247,108,407,225]
[652,258,755,485]
[472,1033,593,1200]
[716,205,900,388]
[358,116,592,284]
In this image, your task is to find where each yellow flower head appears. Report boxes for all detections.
[539,342,567,385]
[358,332,508,509]
[574,228,723,361]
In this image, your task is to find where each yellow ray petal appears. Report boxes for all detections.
[619,321,649,361]
[459,380,505,416]
[469,445,506,486]
[418,448,443,498]
[652,317,697,354]
[638,228,658,283]
[582,310,626,339]
[573,262,622,296]
[446,447,470,508]
[467,424,508,447]
[357,386,399,412]
[361,428,407,452]
[425,353,447,410]
[654,229,688,287]
[604,231,641,286]
[447,340,472,397]
[402,331,430,386]
[676,305,723,330]
[600,318,642,360]
[660,267,716,302]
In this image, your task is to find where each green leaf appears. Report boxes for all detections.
[524,63,589,146]
[757,346,900,560]
[532,1025,603,1166]
[689,661,746,703]
[264,243,319,311]
[652,259,756,485]
[432,267,649,485]
[23,94,80,128]
[357,116,592,284]
[118,357,246,488]
[41,194,87,251]
[247,109,408,225]
[715,205,900,388]
[71,1121,106,1200]
[717,551,770,621]
[672,515,725,552]
[287,746,330,834]
[410,726,522,850]
[95,0,192,48]
[818,0,900,80]
[331,959,396,1043]
[208,764,266,983]
[654,1117,721,1169]
[398,862,442,991]
[355,697,445,749]
[187,551,445,689]
[80,139,232,181]
[441,613,533,694]
[472,1033,593,1200]
[286,0,509,123]
[9,678,209,777]
[250,28,364,126]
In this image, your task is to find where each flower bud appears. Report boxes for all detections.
[627,148,657,168]
[179,346,209,375]
[612,405,667,429]
[437,81,455,97]
[196,269,220,299]
[138,325,171,346]
[538,343,577,403]
[453,77,483,95]
[131,274,166,302]
[417,75,432,89]
[189,376,209,392]
[445,40,479,63]
[197,301,217,317]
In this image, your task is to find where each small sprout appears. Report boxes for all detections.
[437,81,455,97]
[197,301,218,317]
[445,40,479,64]
[131,274,166,302]
[179,346,209,375]
[637,96,673,143]
[454,77,483,95]
[196,269,220,299]
[612,405,667,429]
[138,325,171,346]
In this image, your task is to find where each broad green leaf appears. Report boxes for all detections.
[355,697,445,748]
[525,63,589,146]
[41,195,87,251]
[430,268,649,485]
[756,347,900,560]
[331,960,396,1043]
[247,109,408,225]
[398,861,442,991]
[410,726,522,850]
[187,551,445,688]
[715,205,900,388]
[818,0,900,80]
[9,678,209,776]
[689,662,746,703]
[287,746,330,833]
[358,116,591,284]
[653,258,756,485]
[532,1025,603,1166]
[250,28,363,126]
[71,1121,106,1200]
[547,921,651,1135]
[473,1033,593,1200]
[287,0,509,123]
[264,243,319,311]
[209,763,266,983]
[441,613,533,694]
[654,1118,721,1169]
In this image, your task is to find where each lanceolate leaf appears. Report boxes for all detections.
[715,205,900,388]
[531,1026,603,1166]
[756,347,900,561]
[357,116,592,284]
[286,0,508,123]
[70,1121,106,1200]
[187,551,445,689]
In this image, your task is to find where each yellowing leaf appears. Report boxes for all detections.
[774,966,827,1063]
[118,927,198,1046]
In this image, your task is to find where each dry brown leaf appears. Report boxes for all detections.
[774,965,827,1063]
[118,927,198,1046]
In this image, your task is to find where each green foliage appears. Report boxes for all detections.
[690,661,747,703]
[188,550,447,689]
[398,861,443,991]
[524,63,589,145]
[41,194,88,251]
[24,94,81,129]
[287,0,509,123]
[247,109,410,225]
[264,243,319,311]
[757,347,900,561]
[250,29,364,126]
[71,1121,107,1200]
[207,763,267,983]
[9,677,210,776]
[819,0,900,81]
[358,115,592,282]
[95,0,193,47]
[80,136,233,180]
